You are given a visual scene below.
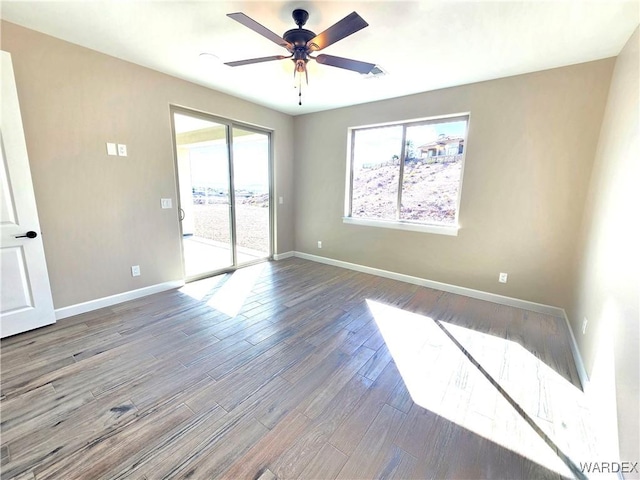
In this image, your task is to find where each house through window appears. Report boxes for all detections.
[345,114,469,234]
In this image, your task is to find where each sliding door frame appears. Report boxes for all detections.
[169,105,274,282]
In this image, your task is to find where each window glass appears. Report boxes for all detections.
[351,125,402,220]
[347,115,469,230]
[400,120,467,225]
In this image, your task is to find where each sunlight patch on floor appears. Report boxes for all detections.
[206,263,266,317]
[441,320,612,478]
[367,299,574,477]
[179,274,228,301]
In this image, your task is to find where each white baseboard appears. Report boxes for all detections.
[55,280,184,320]
[273,251,295,260]
[293,251,566,317]
[562,311,589,391]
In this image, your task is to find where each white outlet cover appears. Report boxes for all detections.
[279,196,284,205]
[499,273,508,283]
[106,143,117,156]
[131,265,140,277]
[161,198,172,209]
[117,144,127,156]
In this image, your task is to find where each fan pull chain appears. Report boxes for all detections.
[293,59,309,106]
[298,70,302,106]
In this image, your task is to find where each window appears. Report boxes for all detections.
[344,114,469,235]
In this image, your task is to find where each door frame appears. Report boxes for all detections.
[169,105,274,282]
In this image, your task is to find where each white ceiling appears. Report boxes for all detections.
[2,1,638,116]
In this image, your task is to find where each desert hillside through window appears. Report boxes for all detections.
[347,115,469,231]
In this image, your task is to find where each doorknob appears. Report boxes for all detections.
[15,231,38,239]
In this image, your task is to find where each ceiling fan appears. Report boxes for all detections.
[225,8,376,105]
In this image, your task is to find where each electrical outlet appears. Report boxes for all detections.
[317,241,322,249]
[117,144,127,156]
[279,196,284,205]
[131,265,140,277]
[499,272,508,283]
[582,317,588,335]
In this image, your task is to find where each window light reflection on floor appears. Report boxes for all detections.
[180,263,266,318]
[440,320,606,475]
[367,299,586,478]
[179,274,228,301]
[205,263,266,317]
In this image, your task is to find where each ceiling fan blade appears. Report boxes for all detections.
[315,54,375,74]
[307,12,368,51]
[225,55,290,67]
[227,12,292,49]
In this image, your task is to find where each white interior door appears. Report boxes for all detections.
[1,50,55,338]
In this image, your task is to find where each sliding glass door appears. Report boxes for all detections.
[172,109,272,280]
[232,127,271,265]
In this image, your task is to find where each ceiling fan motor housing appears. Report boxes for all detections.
[284,9,316,49]
[283,28,316,48]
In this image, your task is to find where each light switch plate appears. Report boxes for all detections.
[106,143,117,156]
[161,198,172,209]
[117,144,127,156]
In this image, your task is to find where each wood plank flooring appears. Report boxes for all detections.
[1,258,595,479]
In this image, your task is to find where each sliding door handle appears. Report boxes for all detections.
[179,208,185,221]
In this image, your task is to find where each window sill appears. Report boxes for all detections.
[342,217,459,236]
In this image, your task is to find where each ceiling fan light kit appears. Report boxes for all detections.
[225,8,376,105]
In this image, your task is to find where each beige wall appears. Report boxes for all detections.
[293,59,614,308]
[1,21,295,308]
[569,28,639,467]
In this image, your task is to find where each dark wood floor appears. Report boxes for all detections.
[1,258,589,479]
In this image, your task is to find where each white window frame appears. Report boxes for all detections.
[343,113,470,236]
